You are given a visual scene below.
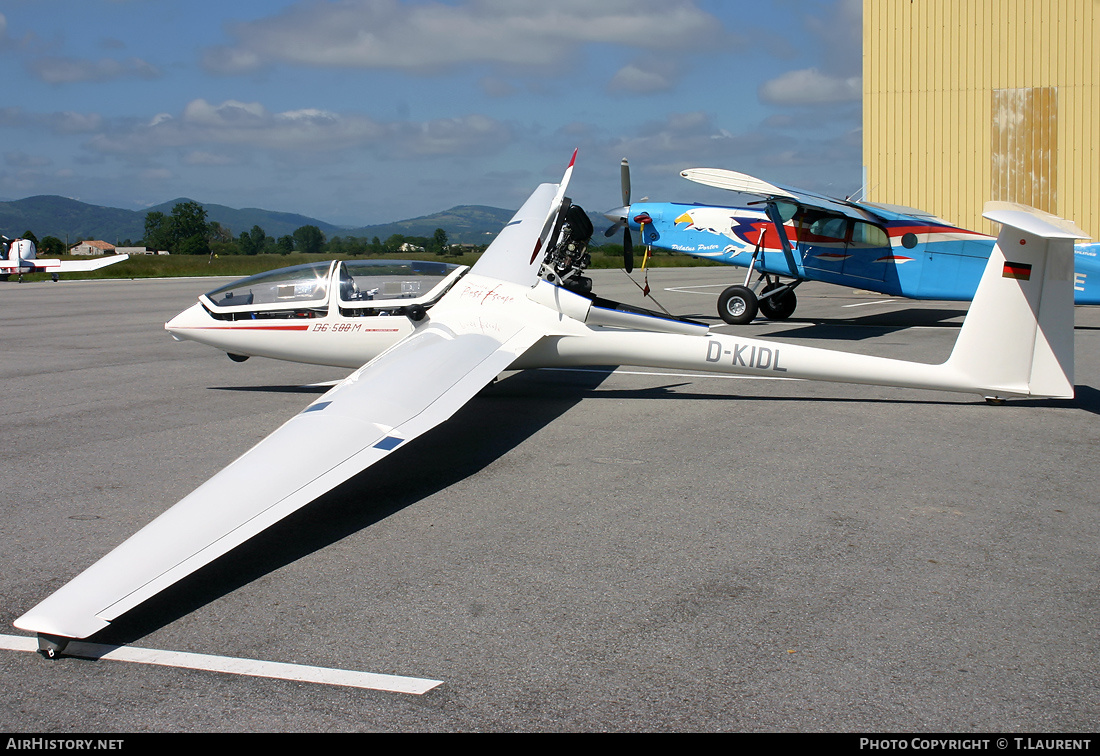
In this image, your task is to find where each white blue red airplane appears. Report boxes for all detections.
[604,163,1100,324]
[13,152,1089,656]
[1,236,129,282]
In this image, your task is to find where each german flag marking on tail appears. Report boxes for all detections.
[1003,262,1032,280]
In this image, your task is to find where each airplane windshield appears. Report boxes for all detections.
[204,261,332,309]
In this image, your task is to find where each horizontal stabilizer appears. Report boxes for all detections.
[56,254,130,272]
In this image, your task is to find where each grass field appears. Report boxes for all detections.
[6,246,723,283]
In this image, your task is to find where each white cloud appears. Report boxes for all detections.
[0,107,105,135]
[140,168,173,180]
[70,99,511,162]
[202,0,726,74]
[28,56,161,84]
[5,151,52,168]
[806,0,863,78]
[182,99,268,127]
[756,0,863,108]
[182,151,241,166]
[479,76,518,98]
[758,68,861,105]
[388,114,509,157]
[607,59,680,94]
[608,111,767,164]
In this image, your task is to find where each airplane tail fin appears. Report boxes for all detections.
[470,149,577,288]
[946,202,1089,399]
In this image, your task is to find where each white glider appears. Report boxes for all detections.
[1,237,128,281]
[14,154,1088,657]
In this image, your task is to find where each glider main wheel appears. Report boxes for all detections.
[37,634,69,659]
[758,283,797,320]
[717,285,758,325]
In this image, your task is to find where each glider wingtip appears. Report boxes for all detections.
[14,603,109,642]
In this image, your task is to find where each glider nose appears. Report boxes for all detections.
[165,302,211,341]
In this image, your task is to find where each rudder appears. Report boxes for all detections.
[947,202,1087,399]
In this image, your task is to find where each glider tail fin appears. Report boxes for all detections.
[946,202,1089,399]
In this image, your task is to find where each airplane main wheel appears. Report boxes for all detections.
[758,283,797,320]
[717,285,758,325]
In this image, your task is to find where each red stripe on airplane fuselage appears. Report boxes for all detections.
[174,325,312,331]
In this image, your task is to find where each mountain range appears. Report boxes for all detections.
[0,195,520,246]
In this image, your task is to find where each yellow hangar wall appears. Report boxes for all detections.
[863,0,1098,237]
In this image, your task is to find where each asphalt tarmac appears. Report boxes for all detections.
[1,268,1097,732]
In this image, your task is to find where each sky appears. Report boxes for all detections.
[0,0,864,228]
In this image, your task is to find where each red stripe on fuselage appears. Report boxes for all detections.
[174,324,312,331]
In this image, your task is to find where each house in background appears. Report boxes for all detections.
[70,240,116,256]
[116,246,169,256]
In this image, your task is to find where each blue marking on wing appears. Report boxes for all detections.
[303,402,331,413]
[373,436,404,451]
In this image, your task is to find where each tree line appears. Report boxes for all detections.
[143,201,469,257]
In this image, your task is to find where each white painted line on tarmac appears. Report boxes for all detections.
[539,367,798,382]
[0,634,442,695]
[663,284,726,295]
[841,299,897,308]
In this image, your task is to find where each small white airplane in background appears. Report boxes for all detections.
[1,236,129,282]
[14,151,1089,657]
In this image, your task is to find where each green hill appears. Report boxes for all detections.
[344,205,516,244]
[0,196,146,243]
[143,198,345,240]
[0,195,521,246]
[0,195,618,250]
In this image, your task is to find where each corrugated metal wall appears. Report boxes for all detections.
[863,0,1098,237]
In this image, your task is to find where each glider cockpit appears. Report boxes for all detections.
[169,259,469,368]
[200,259,467,320]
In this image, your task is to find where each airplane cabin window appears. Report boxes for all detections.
[801,213,849,243]
[849,222,890,248]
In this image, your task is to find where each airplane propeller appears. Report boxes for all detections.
[603,158,635,273]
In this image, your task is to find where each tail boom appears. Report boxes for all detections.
[518,203,1086,401]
